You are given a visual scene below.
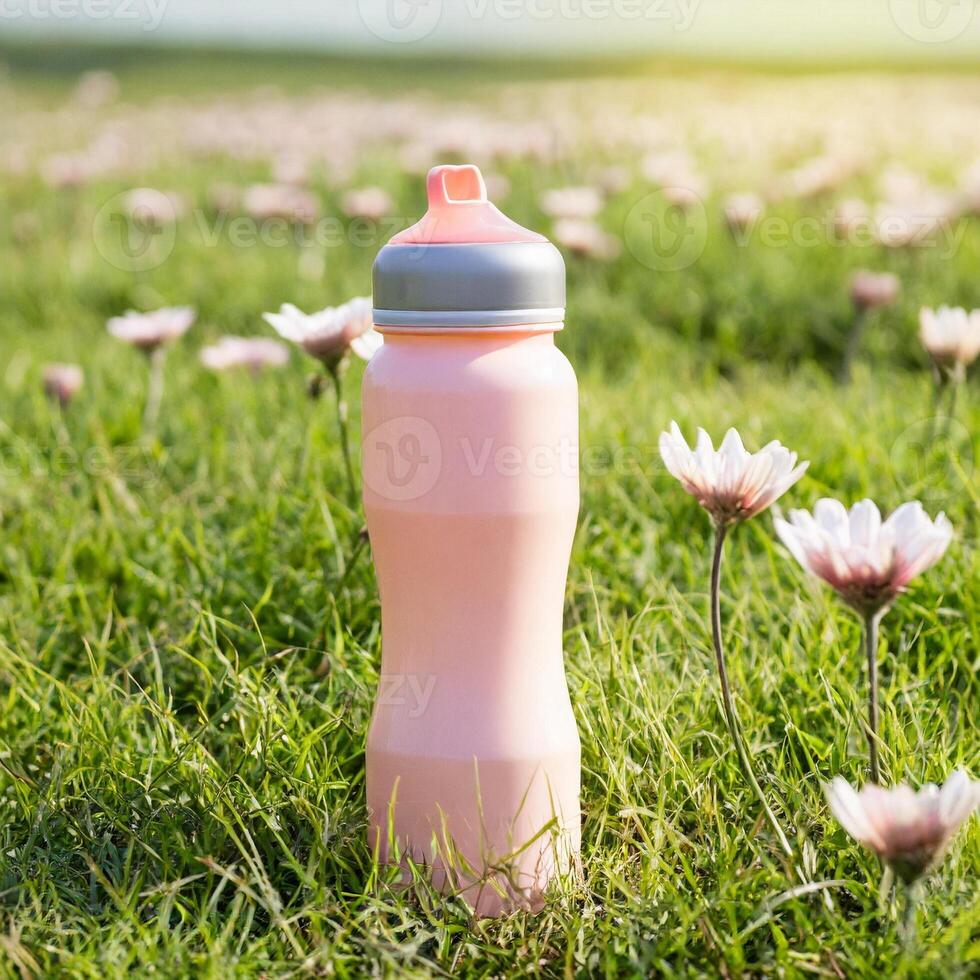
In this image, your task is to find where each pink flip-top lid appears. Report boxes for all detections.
[389,164,547,245]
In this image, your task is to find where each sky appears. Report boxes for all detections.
[1,0,979,63]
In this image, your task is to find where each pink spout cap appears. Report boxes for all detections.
[389,164,547,245]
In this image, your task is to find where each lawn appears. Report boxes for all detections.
[0,44,978,978]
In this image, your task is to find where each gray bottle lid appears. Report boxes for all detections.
[373,165,565,328]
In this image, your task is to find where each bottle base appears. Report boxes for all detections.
[367,748,580,917]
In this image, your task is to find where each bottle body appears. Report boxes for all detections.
[362,327,580,916]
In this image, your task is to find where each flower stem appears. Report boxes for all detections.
[142,346,166,438]
[930,373,961,443]
[840,308,867,383]
[945,378,959,434]
[52,401,71,449]
[328,363,358,505]
[863,610,883,784]
[927,379,941,443]
[710,524,794,858]
[900,881,919,953]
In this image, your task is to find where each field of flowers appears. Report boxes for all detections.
[0,45,978,977]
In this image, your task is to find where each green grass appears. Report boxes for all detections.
[0,50,978,978]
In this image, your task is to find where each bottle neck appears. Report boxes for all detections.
[376,321,563,339]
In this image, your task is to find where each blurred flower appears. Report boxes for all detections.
[641,148,695,186]
[723,193,763,234]
[42,363,84,406]
[40,153,93,189]
[200,336,289,374]
[662,179,706,210]
[73,70,119,109]
[841,270,900,380]
[874,193,956,248]
[263,297,379,367]
[826,771,980,883]
[595,165,630,195]
[271,152,310,186]
[398,142,434,175]
[552,218,620,260]
[86,131,127,173]
[775,498,952,617]
[833,198,872,242]
[341,186,393,221]
[107,308,194,436]
[539,186,603,220]
[778,155,847,200]
[243,183,319,223]
[959,160,980,215]
[919,305,980,380]
[107,307,196,353]
[640,147,708,208]
[660,422,808,528]
[482,172,511,200]
[123,187,185,226]
[874,204,925,248]
[878,165,928,203]
[208,182,240,213]
[850,270,900,312]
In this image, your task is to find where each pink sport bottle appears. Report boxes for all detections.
[362,165,580,916]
